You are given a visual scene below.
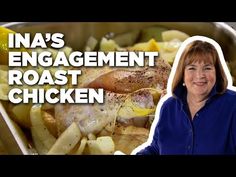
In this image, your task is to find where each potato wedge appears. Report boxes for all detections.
[47,122,81,155]
[0,83,9,100]
[112,125,149,154]
[160,50,178,66]
[75,137,87,155]
[30,104,56,151]
[31,127,49,154]
[87,136,115,155]
[42,111,57,138]
[84,36,98,51]
[10,103,32,129]
[100,37,120,52]
[162,30,190,42]
[87,133,96,140]
[0,68,9,100]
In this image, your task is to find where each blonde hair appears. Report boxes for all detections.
[171,40,228,94]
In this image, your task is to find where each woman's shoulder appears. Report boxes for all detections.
[161,95,178,108]
[225,88,236,95]
[221,88,236,105]
[224,88,236,98]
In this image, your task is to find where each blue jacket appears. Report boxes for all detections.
[137,85,236,155]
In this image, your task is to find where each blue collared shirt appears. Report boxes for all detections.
[137,85,236,155]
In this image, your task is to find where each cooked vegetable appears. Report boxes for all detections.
[128,39,160,52]
[0,69,8,84]
[31,127,49,154]
[75,137,87,155]
[0,26,30,65]
[84,36,98,51]
[30,104,56,152]
[0,26,15,65]
[117,88,162,119]
[0,68,9,100]
[10,103,32,128]
[162,30,190,42]
[111,125,149,154]
[0,83,9,100]
[86,136,115,155]
[47,122,81,155]
[42,111,57,138]
[87,133,96,140]
[158,40,182,65]
[158,40,182,52]
[160,50,178,65]
[100,37,120,52]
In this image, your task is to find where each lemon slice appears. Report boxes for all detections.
[0,26,16,65]
[0,26,29,65]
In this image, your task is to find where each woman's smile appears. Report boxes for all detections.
[184,61,216,98]
[194,81,207,86]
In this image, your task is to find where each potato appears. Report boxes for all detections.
[158,40,181,65]
[0,84,9,100]
[84,36,98,51]
[75,137,87,155]
[114,151,126,155]
[87,133,96,140]
[100,37,120,52]
[31,127,49,154]
[0,69,8,84]
[30,104,56,152]
[10,103,32,128]
[158,40,182,52]
[87,136,115,155]
[111,125,149,154]
[42,111,58,138]
[0,68,9,101]
[160,50,178,65]
[47,122,81,155]
[162,30,190,42]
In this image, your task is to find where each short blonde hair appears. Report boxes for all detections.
[171,40,228,94]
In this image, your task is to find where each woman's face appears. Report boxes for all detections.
[184,61,216,98]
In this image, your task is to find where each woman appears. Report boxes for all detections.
[136,37,236,155]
